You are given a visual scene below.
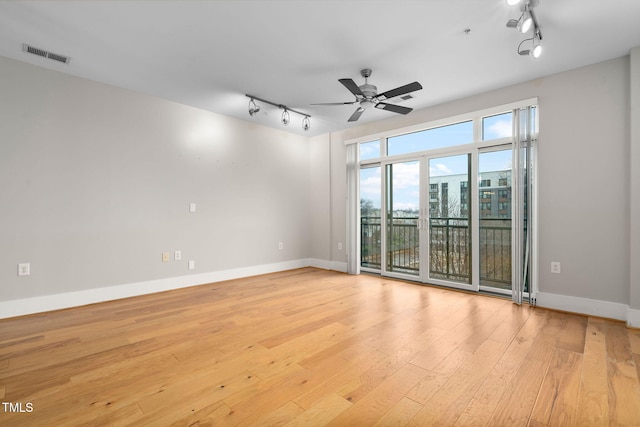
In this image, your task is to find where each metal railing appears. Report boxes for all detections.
[479,219,512,288]
[360,216,512,287]
[361,216,382,269]
[429,217,470,283]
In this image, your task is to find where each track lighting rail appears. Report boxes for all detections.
[506,0,544,58]
[245,94,311,131]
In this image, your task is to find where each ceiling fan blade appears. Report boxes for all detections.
[375,102,413,115]
[339,78,364,97]
[348,107,365,122]
[311,101,358,106]
[376,81,423,101]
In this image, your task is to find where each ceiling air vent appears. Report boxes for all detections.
[22,43,71,64]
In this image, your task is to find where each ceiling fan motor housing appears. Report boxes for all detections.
[359,84,378,99]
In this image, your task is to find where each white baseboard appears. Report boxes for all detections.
[6,266,636,328]
[535,292,628,322]
[0,258,345,319]
[308,258,348,273]
[627,307,640,328]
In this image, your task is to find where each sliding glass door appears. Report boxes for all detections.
[360,166,382,270]
[478,149,513,292]
[427,154,472,288]
[380,154,476,291]
[384,161,421,276]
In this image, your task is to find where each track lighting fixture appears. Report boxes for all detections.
[245,94,311,131]
[248,97,260,116]
[506,0,543,59]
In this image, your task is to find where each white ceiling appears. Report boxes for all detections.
[1,0,639,136]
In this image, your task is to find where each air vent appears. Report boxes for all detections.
[387,94,414,104]
[22,43,71,64]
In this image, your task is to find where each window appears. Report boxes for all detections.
[482,112,513,140]
[387,121,473,156]
[499,178,508,186]
[480,179,491,187]
[359,140,380,161]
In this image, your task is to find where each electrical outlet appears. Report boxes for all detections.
[188,260,195,270]
[551,262,561,274]
[174,250,182,261]
[17,263,30,276]
[338,242,343,250]
[278,242,283,250]
[162,252,170,262]
[189,203,196,213]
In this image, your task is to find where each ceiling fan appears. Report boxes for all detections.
[312,69,423,122]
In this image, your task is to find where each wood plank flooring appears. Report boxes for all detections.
[1,267,639,426]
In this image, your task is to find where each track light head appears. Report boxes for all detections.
[506,19,519,28]
[281,108,290,126]
[248,98,260,116]
[518,34,542,58]
[302,116,310,132]
[531,34,542,57]
[519,9,533,33]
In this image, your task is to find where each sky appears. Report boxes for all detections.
[360,113,513,211]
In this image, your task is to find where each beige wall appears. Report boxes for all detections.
[0,55,311,302]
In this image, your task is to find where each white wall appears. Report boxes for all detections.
[327,55,637,324]
[0,55,312,310]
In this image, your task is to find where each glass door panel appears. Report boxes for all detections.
[360,166,382,270]
[428,154,471,285]
[478,150,513,291]
[385,161,420,276]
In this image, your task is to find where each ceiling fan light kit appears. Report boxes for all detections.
[312,68,423,122]
[506,0,543,58]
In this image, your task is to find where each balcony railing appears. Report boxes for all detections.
[429,217,470,283]
[360,216,512,288]
[361,216,382,269]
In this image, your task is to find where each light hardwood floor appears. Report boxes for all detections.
[1,268,640,426]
